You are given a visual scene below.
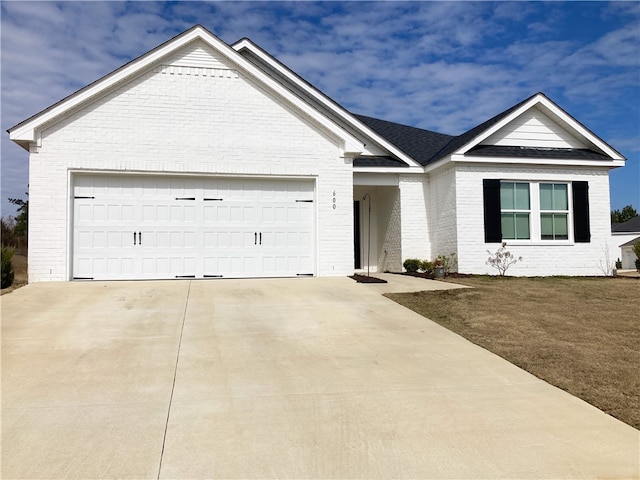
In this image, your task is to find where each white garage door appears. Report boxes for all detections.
[72,175,315,280]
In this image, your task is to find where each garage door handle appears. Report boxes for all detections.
[139,232,142,245]
[133,232,137,245]
[254,232,257,245]
[259,232,262,245]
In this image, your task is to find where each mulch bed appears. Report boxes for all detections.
[392,271,475,280]
[349,274,387,284]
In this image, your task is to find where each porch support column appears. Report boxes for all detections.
[399,175,430,265]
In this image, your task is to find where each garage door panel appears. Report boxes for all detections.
[73,175,315,280]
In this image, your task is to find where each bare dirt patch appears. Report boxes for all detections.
[386,276,640,430]
[1,254,28,295]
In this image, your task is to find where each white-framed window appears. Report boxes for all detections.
[540,183,569,240]
[500,182,530,240]
[500,181,571,242]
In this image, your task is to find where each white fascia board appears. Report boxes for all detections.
[232,39,421,168]
[353,166,423,174]
[534,96,625,160]
[9,26,365,155]
[9,27,208,143]
[450,153,626,169]
[455,94,625,161]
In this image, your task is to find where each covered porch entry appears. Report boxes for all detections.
[353,174,402,274]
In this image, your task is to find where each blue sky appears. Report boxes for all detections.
[2,1,639,217]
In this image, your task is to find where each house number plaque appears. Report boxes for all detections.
[332,191,336,209]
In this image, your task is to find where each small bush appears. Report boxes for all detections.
[486,242,522,276]
[403,258,421,273]
[636,258,640,273]
[420,260,434,274]
[1,246,15,289]
[615,258,622,269]
[437,252,457,274]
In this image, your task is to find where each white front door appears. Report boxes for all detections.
[72,175,315,280]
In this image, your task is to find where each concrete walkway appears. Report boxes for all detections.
[2,277,638,479]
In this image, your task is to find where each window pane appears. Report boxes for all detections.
[554,214,568,239]
[540,183,553,210]
[515,183,530,209]
[541,213,568,240]
[541,213,553,239]
[501,213,515,239]
[554,184,568,210]
[500,183,515,210]
[515,213,530,239]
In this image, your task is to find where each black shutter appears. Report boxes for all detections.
[573,181,590,242]
[483,179,502,243]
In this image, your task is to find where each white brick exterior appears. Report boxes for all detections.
[453,164,613,276]
[399,175,431,263]
[27,42,354,281]
[427,166,458,262]
[12,30,624,282]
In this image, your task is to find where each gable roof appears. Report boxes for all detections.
[8,25,373,159]
[350,92,625,168]
[620,236,640,247]
[8,26,625,172]
[612,216,640,233]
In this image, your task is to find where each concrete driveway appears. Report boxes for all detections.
[2,277,638,479]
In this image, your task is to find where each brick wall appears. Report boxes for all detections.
[29,45,353,281]
[428,166,458,265]
[454,164,613,276]
[399,175,430,263]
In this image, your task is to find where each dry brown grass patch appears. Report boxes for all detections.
[386,276,640,430]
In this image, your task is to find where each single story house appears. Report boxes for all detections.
[612,216,640,269]
[8,25,626,282]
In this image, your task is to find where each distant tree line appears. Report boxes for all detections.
[1,193,28,254]
[611,205,638,225]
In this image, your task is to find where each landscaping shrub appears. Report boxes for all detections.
[420,260,434,274]
[403,258,421,273]
[1,246,15,288]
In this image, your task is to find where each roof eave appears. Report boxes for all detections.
[450,153,625,168]
[452,93,625,162]
[232,38,422,168]
[8,26,367,156]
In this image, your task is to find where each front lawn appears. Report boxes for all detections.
[386,276,640,430]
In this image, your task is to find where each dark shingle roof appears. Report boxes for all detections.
[353,156,409,168]
[353,114,453,166]
[467,145,611,160]
[612,216,640,233]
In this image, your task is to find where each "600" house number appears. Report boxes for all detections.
[332,191,336,209]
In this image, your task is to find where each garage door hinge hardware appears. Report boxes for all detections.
[295,199,313,203]
[297,273,314,277]
[203,198,223,201]
[175,275,196,278]
[204,275,223,278]
[74,196,95,199]
[175,197,196,200]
